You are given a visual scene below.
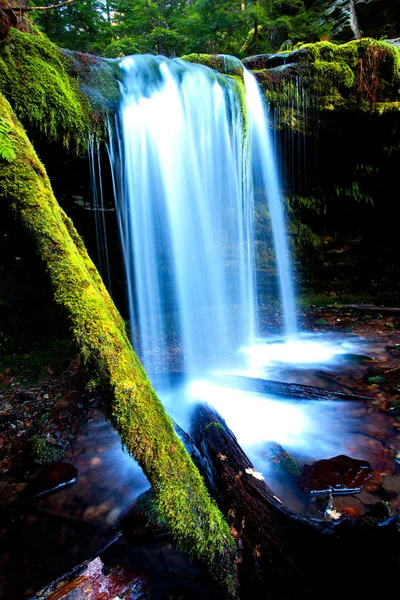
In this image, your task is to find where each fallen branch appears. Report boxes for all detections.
[3,0,80,12]
[209,373,371,401]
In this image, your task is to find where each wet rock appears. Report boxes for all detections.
[332,495,365,518]
[11,392,35,403]
[298,454,373,494]
[242,49,307,70]
[25,461,78,498]
[83,502,110,521]
[347,434,396,475]
[356,489,382,507]
[363,470,383,493]
[258,442,300,479]
[386,344,400,357]
[381,474,400,495]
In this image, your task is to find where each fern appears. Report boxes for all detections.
[0,116,16,162]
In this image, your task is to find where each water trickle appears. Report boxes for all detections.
[244,70,297,338]
[88,136,112,293]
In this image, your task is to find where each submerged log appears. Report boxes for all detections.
[32,555,149,600]
[210,373,370,401]
[0,94,236,597]
[191,403,400,599]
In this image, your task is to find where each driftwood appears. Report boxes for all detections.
[191,403,400,600]
[209,373,370,402]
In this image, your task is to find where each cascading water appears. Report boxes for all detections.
[93,55,392,517]
[109,55,260,381]
[244,70,297,339]
[82,51,400,525]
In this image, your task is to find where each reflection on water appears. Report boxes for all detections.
[36,413,149,526]
[35,334,400,522]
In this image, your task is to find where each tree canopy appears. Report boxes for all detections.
[22,0,334,57]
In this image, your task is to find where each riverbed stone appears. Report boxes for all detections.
[298,454,373,494]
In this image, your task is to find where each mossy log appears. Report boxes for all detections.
[0,93,237,597]
[191,403,400,599]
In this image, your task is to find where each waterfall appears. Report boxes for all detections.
[244,70,297,339]
[109,55,258,380]
[107,55,297,384]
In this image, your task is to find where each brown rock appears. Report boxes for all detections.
[298,455,373,494]
[332,496,365,518]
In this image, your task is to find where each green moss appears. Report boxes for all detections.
[308,60,354,94]
[301,39,400,103]
[181,53,226,73]
[0,114,16,162]
[205,421,225,431]
[0,30,93,151]
[260,38,400,121]
[0,92,237,596]
[64,51,121,120]
[263,442,301,478]
[181,53,243,77]
[31,434,61,464]
[392,398,400,413]
[226,73,248,139]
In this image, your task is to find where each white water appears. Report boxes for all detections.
[111,55,261,379]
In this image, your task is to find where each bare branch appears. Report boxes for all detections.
[3,0,81,12]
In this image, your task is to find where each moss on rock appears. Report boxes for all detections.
[254,38,400,123]
[181,53,244,77]
[0,29,93,150]
[279,38,399,109]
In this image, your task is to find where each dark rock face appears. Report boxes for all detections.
[298,454,373,494]
[323,0,400,41]
[242,49,307,71]
[26,461,78,498]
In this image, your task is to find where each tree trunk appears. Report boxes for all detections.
[349,0,362,40]
[0,92,237,598]
[191,402,400,599]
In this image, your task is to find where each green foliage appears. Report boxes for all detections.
[31,0,110,54]
[31,434,60,464]
[0,29,93,150]
[104,0,190,57]
[334,181,374,205]
[241,0,332,56]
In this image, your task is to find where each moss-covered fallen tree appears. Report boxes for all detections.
[0,91,237,596]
